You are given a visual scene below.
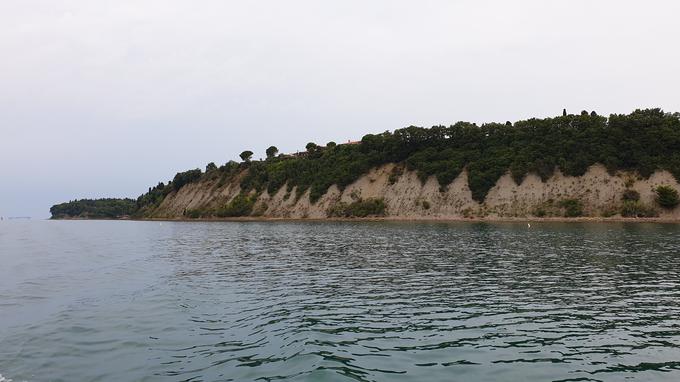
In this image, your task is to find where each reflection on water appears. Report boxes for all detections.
[1,220,680,381]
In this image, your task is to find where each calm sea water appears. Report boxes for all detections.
[1,220,680,381]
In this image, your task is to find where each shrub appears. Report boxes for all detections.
[327,202,348,217]
[328,198,386,217]
[421,200,431,210]
[252,202,268,217]
[559,199,583,217]
[388,166,404,185]
[621,200,658,218]
[655,185,680,209]
[601,207,618,218]
[533,207,547,217]
[185,209,202,219]
[622,189,640,201]
[216,193,256,217]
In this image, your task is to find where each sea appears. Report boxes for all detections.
[1,220,680,381]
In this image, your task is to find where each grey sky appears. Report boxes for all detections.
[2,0,679,218]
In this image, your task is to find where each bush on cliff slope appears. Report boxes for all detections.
[621,201,658,217]
[216,193,257,217]
[328,198,386,217]
[655,185,680,209]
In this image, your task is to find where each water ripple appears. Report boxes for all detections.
[2,221,680,381]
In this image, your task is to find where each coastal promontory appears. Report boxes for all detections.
[51,109,680,221]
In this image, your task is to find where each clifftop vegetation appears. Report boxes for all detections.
[239,108,679,202]
[51,108,680,219]
[155,108,680,203]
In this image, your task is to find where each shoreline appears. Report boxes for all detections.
[51,216,680,224]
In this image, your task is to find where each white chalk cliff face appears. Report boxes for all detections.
[148,164,680,219]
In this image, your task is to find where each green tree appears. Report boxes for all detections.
[206,162,217,172]
[305,142,321,158]
[240,150,253,162]
[266,146,279,159]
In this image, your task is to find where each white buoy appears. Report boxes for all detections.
[527,223,531,228]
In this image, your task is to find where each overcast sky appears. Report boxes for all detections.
[2,0,679,218]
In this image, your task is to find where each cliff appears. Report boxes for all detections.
[51,108,680,220]
[146,164,680,220]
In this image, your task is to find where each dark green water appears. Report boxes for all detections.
[1,220,680,381]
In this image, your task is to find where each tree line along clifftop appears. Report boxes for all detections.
[50,108,680,219]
